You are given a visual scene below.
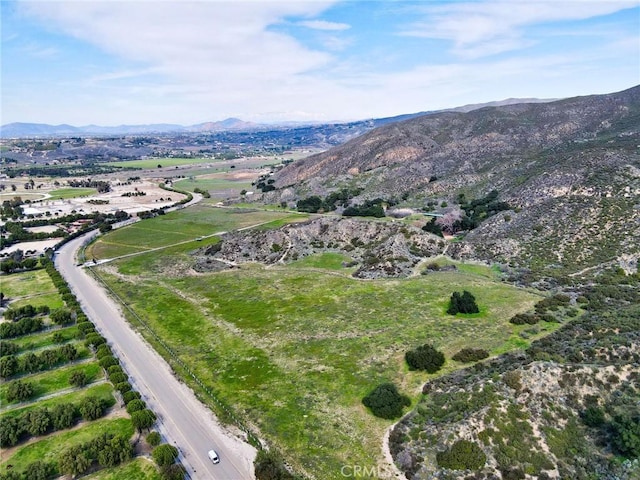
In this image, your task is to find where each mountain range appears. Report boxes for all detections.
[270,85,640,280]
[0,98,552,138]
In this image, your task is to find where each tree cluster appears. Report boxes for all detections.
[405,344,445,373]
[0,344,78,379]
[3,304,49,321]
[0,397,108,447]
[296,188,363,213]
[362,383,411,419]
[58,432,133,477]
[447,291,480,315]
[0,316,44,339]
[343,198,387,218]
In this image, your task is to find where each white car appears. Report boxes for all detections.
[207,449,220,464]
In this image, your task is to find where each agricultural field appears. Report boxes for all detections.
[85,203,306,260]
[0,267,162,480]
[101,157,216,169]
[94,214,555,478]
[46,187,96,200]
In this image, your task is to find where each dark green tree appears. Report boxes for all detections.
[405,344,445,373]
[362,383,411,419]
[153,444,179,467]
[146,431,162,447]
[59,445,91,477]
[79,396,105,421]
[5,379,34,402]
[22,460,54,480]
[131,409,157,431]
[447,290,479,315]
[70,370,88,388]
[51,403,77,430]
[611,413,640,458]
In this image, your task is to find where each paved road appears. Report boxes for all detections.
[56,232,255,479]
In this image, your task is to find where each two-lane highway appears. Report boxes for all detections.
[55,232,255,479]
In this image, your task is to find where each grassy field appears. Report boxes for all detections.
[10,326,79,352]
[85,204,304,260]
[0,268,58,300]
[98,245,546,478]
[101,157,217,169]
[86,458,162,480]
[173,176,253,194]
[0,362,102,406]
[47,187,96,200]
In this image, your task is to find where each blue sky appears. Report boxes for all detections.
[2,0,639,126]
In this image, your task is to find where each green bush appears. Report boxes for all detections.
[436,439,486,470]
[611,413,640,458]
[451,348,489,363]
[405,344,445,373]
[254,449,297,480]
[362,383,411,419]
[447,291,479,315]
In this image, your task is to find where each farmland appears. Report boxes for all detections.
[0,264,168,480]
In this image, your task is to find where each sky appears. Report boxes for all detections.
[1,0,639,126]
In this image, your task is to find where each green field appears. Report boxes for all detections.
[98,245,546,478]
[85,205,304,260]
[47,187,97,200]
[86,458,162,480]
[0,362,102,407]
[10,326,79,352]
[0,269,58,300]
[101,157,216,169]
[173,176,253,194]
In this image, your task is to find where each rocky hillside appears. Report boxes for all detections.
[268,86,640,279]
[193,216,445,278]
[390,285,640,480]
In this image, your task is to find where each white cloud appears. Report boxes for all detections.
[400,0,639,57]
[296,19,350,30]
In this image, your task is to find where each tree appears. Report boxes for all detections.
[59,445,91,477]
[79,396,105,421]
[146,431,162,447]
[0,355,18,378]
[254,449,296,480]
[131,409,157,431]
[405,344,445,373]
[24,408,51,436]
[0,416,22,447]
[436,440,486,470]
[97,435,133,467]
[447,290,479,315]
[5,379,34,402]
[70,370,88,387]
[436,208,463,234]
[50,307,73,325]
[126,399,147,414]
[362,383,411,419]
[51,403,77,430]
[22,460,54,480]
[153,444,179,467]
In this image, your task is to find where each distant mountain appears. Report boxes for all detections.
[0,98,552,138]
[271,85,640,279]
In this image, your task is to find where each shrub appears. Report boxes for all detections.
[362,383,411,419]
[452,348,489,363]
[126,399,147,414]
[123,390,141,404]
[509,313,539,325]
[447,291,479,315]
[254,449,296,480]
[581,406,605,428]
[405,344,445,373]
[161,463,187,480]
[436,439,486,470]
[611,413,640,458]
